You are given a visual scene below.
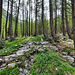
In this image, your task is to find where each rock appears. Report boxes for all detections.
[23,69,29,74]
[31,59,33,64]
[62,52,68,55]
[72,63,75,67]
[62,56,68,60]
[38,48,44,51]
[0,58,2,63]
[5,58,9,62]
[70,51,75,56]
[67,56,74,64]
[41,38,43,41]
[8,63,16,68]
[67,42,73,46]
[18,72,25,75]
[40,41,49,45]
[43,45,49,48]
[16,51,24,56]
[20,68,23,72]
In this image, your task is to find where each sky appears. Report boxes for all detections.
[3,0,61,21]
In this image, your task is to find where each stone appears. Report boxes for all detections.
[70,51,75,56]
[18,72,25,75]
[67,56,74,64]
[62,56,68,60]
[8,63,16,68]
[16,51,24,56]
[23,69,29,74]
[40,41,49,45]
[38,48,44,51]
[62,52,68,55]
[41,38,43,41]
[20,68,23,72]
[0,58,2,63]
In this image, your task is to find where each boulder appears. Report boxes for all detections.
[8,63,16,68]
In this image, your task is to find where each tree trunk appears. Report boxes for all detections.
[5,0,9,40]
[65,0,72,39]
[29,0,30,36]
[49,0,55,38]
[0,0,3,37]
[72,0,75,48]
[62,0,65,36]
[55,0,57,34]
[42,0,45,37]
[31,0,33,35]
[35,0,37,36]
[14,0,20,37]
[9,0,13,41]
[22,0,24,37]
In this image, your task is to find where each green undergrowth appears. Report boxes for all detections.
[0,35,43,55]
[63,48,75,52]
[29,48,75,75]
[0,67,19,75]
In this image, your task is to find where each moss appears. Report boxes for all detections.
[18,56,25,61]
[30,48,75,75]
[0,67,19,75]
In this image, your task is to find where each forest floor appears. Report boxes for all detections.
[0,34,75,75]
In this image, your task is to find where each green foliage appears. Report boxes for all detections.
[18,56,25,61]
[0,67,19,75]
[63,48,75,52]
[0,35,43,55]
[21,61,25,67]
[30,48,75,75]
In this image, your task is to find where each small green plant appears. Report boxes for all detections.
[18,56,25,61]
[21,61,25,67]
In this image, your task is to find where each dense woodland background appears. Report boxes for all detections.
[0,0,75,47]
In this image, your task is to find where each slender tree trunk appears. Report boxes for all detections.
[42,0,45,37]
[35,0,37,36]
[55,0,57,34]
[65,0,71,39]
[5,0,9,39]
[0,0,3,37]
[49,0,55,38]
[62,0,65,36]
[72,0,75,48]
[22,0,24,37]
[31,0,33,35]
[29,0,30,36]
[71,0,74,34]
[14,0,20,37]
[9,0,13,41]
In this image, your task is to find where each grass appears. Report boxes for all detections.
[0,35,43,55]
[63,48,75,52]
[29,47,75,75]
[0,67,19,75]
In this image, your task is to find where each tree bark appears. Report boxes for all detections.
[55,0,57,34]
[42,0,45,37]
[5,0,9,39]
[49,0,55,38]
[14,0,20,37]
[62,0,65,36]
[72,0,75,48]
[35,0,37,36]
[9,0,13,41]
[0,0,3,37]
[65,0,72,39]
[29,0,30,36]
